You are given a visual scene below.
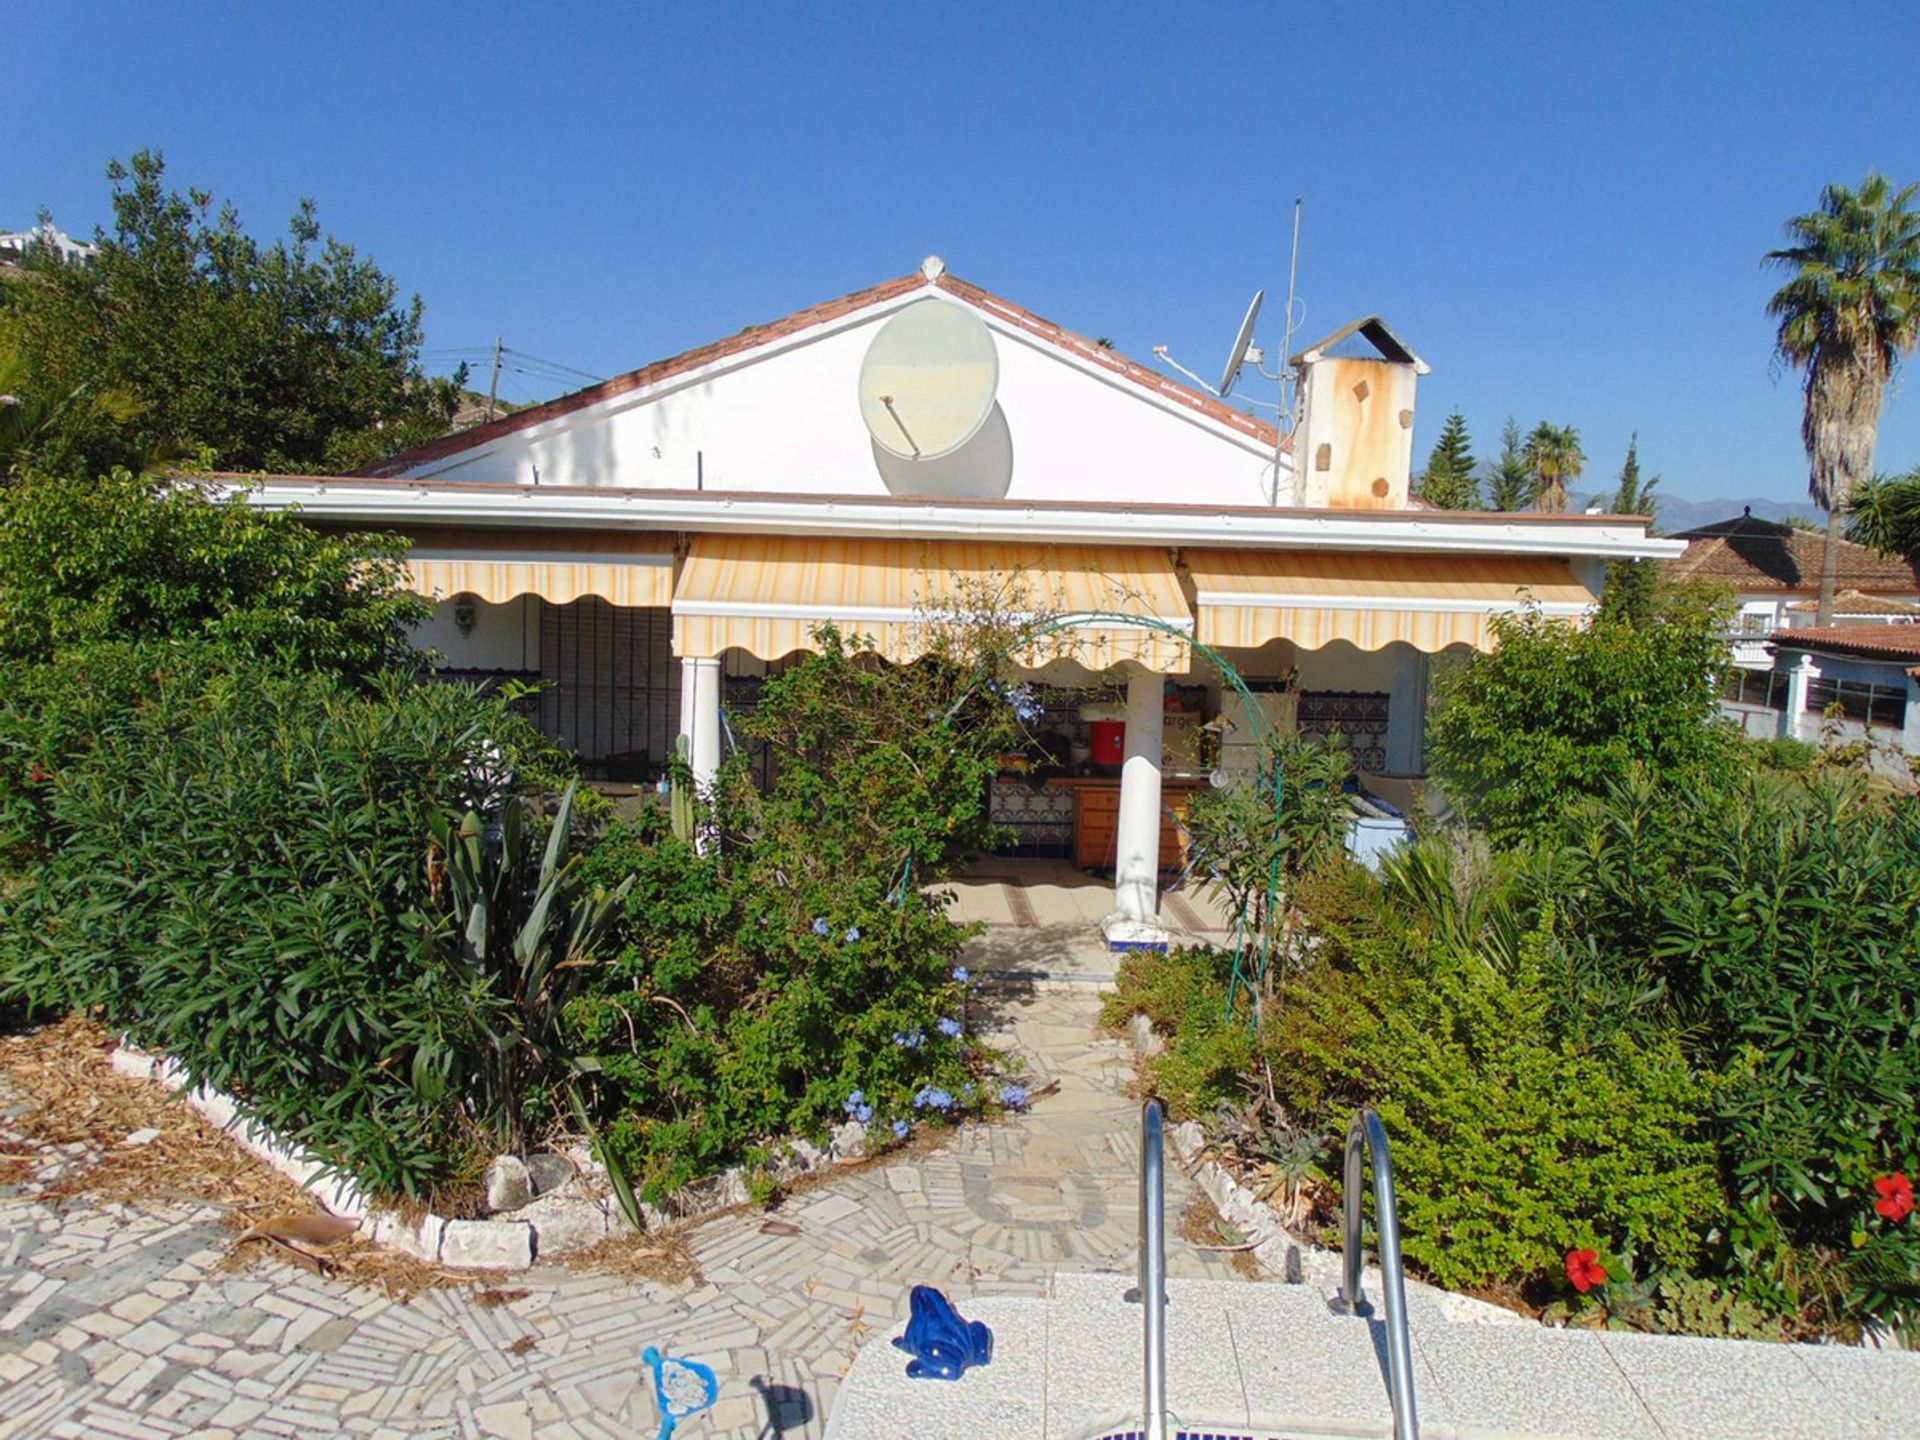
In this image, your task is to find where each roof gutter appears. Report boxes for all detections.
[238,478,1683,562]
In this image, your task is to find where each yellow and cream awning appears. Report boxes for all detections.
[1183,550,1597,653]
[672,536,1193,671]
[400,527,676,608]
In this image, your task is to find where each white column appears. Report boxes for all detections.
[1384,646,1428,774]
[1781,653,1816,742]
[1104,666,1168,950]
[683,656,722,791]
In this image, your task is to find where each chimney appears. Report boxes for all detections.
[1287,317,1429,509]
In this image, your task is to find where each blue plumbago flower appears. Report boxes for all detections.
[811,917,831,937]
[854,1103,874,1124]
[1007,684,1044,723]
[892,1028,925,1049]
[844,926,861,944]
[937,1017,963,1039]
[960,1083,977,1103]
[952,965,971,984]
[999,1083,1030,1110]
[913,1086,955,1111]
[843,1089,866,1113]
[892,1119,910,1139]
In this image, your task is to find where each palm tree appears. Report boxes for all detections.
[1522,422,1585,513]
[1765,173,1920,625]
[1846,465,1920,563]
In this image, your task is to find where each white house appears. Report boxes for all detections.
[247,257,1674,948]
[1667,510,1920,671]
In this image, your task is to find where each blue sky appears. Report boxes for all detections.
[6,1,1917,504]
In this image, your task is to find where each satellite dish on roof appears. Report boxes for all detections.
[1216,289,1265,397]
[857,300,999,461]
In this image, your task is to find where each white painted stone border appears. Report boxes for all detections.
[108,1039,872,1272]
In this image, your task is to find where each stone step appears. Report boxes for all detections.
[823,1271,1920,1440]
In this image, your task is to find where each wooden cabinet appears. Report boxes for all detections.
[1072,780,1194,873]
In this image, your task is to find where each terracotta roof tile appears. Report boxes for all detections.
[1783,589,1920,616]
[1768,624,1920,662]
[1666,515,1920,594]
[369,269,1280,477]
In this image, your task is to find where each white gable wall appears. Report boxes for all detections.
[404,294,1280,508]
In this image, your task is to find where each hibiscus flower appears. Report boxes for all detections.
[1873,1173,1914,1223]
[1564,1248,1608,1294]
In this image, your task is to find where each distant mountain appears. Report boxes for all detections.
[1567,492,1822,536]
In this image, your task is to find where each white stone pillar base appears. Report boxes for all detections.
[1107,667,1167,951]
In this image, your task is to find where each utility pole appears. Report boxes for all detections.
[485,335,504,422]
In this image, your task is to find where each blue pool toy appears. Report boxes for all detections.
[642,1346,718,1440]
[890,1284,993,1380]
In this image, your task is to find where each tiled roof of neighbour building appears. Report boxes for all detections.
[1667,510,1920,594]
[367,267,1281,477]
[1783,589,1920,616]
[1769,624,1920,663]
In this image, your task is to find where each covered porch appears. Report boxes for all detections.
[401,525,1598,950]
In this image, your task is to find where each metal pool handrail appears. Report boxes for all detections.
[1139,1098,1168,1440]
[1331,1107,1420,1440]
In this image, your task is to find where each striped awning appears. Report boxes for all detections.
[400,527,676,608]
[672,536,1192,671]
[1184,550,1597,653]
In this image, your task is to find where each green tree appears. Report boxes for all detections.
[1415,411,1480,509]
[1,151,461,475]
[1765,173,1920,625]
[1523,421,1586,514]
[1599,435,1662,626]
[1485,417,1536,511]
[1426,587,1735,840]
[1844,464,1920,564]
[0,468,426,675]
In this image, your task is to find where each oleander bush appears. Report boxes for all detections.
[0,641,584,1195]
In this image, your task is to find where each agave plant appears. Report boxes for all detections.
[432,780,641,1224]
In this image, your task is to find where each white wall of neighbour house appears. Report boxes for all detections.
[404,297,1278,508]
[1768,648,1918,781]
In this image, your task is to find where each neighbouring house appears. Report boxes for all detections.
[0,222,95,270]
[246,257,1673,948]
[1666,509,1920,668]
[1717,625,1920,779]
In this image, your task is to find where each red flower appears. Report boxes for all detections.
[1564,1248,1608,1294]
[26,763,49,784]
[1874,1173,1914,1223]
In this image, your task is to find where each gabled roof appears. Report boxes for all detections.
[1665,510,1920,595]
[1784,589,1920,616]
[1289,316,1429,373]
[1768,624,1920,664]
[370,266,1280,477]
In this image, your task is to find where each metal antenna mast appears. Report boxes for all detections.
[1272,197,1304,506]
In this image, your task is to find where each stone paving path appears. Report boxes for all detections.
[0,983,1255,1440]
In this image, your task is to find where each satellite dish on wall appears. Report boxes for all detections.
[857,300,999,461]
[1216,289,1265,396]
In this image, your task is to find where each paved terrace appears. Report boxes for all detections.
[3,896,1915,1439]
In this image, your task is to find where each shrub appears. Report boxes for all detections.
[566,627,1023,1201]
[0,467,425,675]
[1102,945,1257,1118]
[1288,915,1722,1291]
[0,642,570,1197]
[1426,586,1735,841]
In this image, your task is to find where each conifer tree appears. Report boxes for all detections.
[1485,417,1536,511]
[1600,434,1662,627]
[1415,411,1479,509]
